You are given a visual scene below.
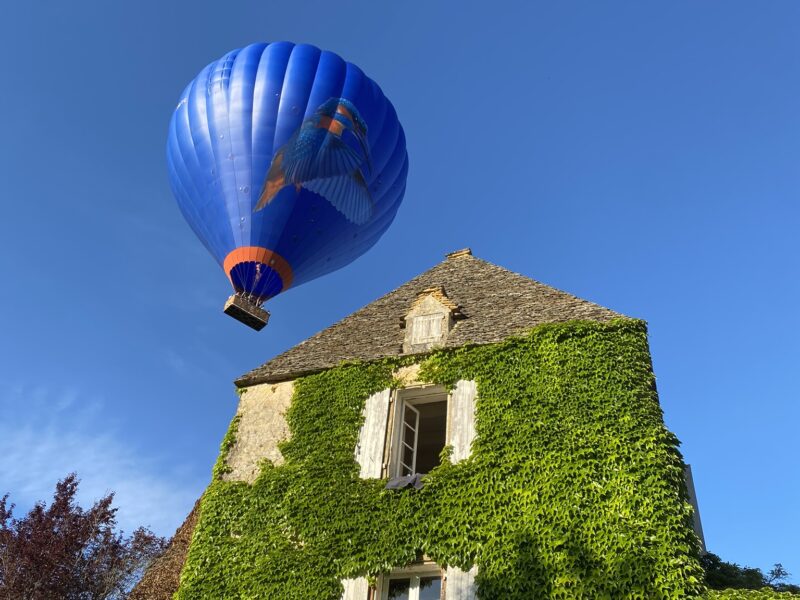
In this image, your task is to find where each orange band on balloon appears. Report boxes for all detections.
[223,247,294,291]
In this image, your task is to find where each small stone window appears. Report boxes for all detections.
[403,288,460,354]
[409,313,444,345]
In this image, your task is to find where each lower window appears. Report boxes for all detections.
[378,563,443,600]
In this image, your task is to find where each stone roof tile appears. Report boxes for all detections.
[236,251,625,386]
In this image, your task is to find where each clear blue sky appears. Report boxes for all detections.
[0,0,797,578]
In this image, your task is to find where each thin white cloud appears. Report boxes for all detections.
[0,383,204,537]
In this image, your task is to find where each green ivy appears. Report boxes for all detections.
[176,319,735,598]
[708,591,800,599]
[210,414,241,481]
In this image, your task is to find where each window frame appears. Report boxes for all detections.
[376,561,444,600]
[386,385,450,479]
[397,401,421,476]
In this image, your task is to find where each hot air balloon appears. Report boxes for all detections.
[166,42,408,330]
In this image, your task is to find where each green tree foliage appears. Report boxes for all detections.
[702,553,799,594]
[767,564,790,585]
[707,590,800,599]
[703,553,768,590]
[767,565,800,593]
[0,473,167,600]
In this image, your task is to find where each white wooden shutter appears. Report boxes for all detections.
[411,313,444,344]
[448,380,477,463]
[355,389,391,478]
[446,565,478,600]
[341,576,369,600]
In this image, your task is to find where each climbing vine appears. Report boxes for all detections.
[707,592,800,599]
[175,319,790,599]
[210,413,241,481]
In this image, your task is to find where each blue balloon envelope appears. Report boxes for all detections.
[167,42,407,326]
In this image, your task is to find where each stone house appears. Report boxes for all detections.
[133,249,704,600]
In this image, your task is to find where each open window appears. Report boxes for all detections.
[390,386,449,477]
[354,380,477,483]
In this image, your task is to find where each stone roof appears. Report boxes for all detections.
[128,500,200,600]
[236,250,625,386]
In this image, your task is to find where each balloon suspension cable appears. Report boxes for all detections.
[241,289,264,308]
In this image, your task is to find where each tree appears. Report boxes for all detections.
[702,553,800,593]
[701,552,765,590]
[0,473,168,599]
[768,564,800,594]
[767,564,789,585]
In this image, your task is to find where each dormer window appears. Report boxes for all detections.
[409,313,444,345]
[403,288,460,354]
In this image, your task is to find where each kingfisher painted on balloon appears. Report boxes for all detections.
[256,97,374,225]
[166,42,407,330]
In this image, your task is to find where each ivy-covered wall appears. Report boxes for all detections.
[708,592,800,599]
[175,319,733,598]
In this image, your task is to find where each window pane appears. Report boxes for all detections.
[419,576,442,600]
[387,578,411,600]
[401,444,415,476]
[400,404,419,476]
[414,400,448,474]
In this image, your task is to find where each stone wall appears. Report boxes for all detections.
[223,380,294,483]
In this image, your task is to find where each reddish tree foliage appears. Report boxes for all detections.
[0,473,168,599]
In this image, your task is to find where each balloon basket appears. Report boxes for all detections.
[224,294,270,331]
